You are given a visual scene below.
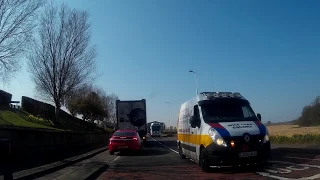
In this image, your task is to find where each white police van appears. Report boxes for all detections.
[176,92,270,172]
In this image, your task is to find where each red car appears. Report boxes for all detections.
[109,130,143,155]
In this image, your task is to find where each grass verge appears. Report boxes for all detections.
[270,134,320,144]
[0,107,60,130]
[0,106,107,132]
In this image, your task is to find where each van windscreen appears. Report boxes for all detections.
[200,101,256,122]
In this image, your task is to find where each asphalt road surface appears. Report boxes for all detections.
[27,136,320,180]
[96,136,320,180]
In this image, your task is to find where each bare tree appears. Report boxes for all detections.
[92,87,118,125]
[0,0,44,82]
[28,3,97,122]
[105,93,119,124]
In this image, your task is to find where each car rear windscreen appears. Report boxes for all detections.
[114,132,136,136]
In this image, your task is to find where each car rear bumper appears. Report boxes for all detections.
[109,144,141,152]
[204,142,271,167]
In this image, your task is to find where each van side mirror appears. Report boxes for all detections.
[257,113,261,121]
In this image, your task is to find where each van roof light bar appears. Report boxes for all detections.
[201,92,244,99]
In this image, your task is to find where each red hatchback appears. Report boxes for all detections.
[109,130,143,155]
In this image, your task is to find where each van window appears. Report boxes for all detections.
[201,101,256,122]
[194,105,200,120]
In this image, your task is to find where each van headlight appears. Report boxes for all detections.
[208,128,227,147]
[263,127,270,143]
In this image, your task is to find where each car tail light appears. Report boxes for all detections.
[133,137,138,141]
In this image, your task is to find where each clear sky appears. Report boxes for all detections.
[1,0,320,126]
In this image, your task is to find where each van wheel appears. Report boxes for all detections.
[199,148,210,172]
[109,151,114,155]
[179,144,186,159]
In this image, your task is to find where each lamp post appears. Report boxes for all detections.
[189,70,198,95]
[165,101,171,133]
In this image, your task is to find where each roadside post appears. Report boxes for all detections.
[0,139,13,180]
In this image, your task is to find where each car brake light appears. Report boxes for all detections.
[133,137,138,141]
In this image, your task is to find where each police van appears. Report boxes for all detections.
[177,92,270,172]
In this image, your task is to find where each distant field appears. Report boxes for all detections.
[267,124,320,144]
[267,124,320,136]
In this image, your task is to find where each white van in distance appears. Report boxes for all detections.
[176,92,270,172]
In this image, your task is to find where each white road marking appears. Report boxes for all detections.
[257,160,320,180]
[270,160,320,168]
[110,156,120,164]
[286,166,309,171]
[153,137,179,154]
[286,156,320,161]
[257,171,320,180]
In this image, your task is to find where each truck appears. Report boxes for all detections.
[116,99,147,144]
[150,122,162,137]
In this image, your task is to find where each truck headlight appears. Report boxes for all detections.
[263,127,270,143]
[208,128,227,147]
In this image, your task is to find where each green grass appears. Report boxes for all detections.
[0,106,106,132]
[0,107,61,130]
[106,127,113,132]
[270,134,320,144]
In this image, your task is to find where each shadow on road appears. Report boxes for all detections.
[270,147,320,164]
[84,164,109,180]
[146,138,177,148]
[117,148,169,156]
[0,143,108,176]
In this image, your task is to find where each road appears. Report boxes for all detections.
[97,136,320,180]
[23,136,320,180]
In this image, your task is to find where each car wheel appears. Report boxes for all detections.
[109,151,114,155]
[199,148,210,172]
[178,144,186,159]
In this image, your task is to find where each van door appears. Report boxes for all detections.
[179,108,191,158]
[190,105,201,160]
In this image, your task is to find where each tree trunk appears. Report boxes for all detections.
[55,102,60,123]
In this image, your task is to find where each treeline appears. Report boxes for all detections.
[296,96,320,126]
[21,95,106,132]
[65,84,118,124]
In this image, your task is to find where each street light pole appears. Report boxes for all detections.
[189,70,199,95]
[165,101,171,133]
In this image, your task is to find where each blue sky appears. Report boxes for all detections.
[2,0,320,126]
